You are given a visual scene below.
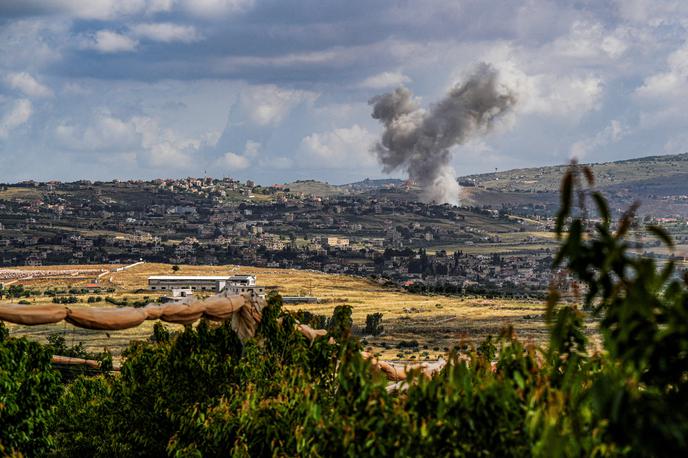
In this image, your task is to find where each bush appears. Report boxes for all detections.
[2,165,688,456]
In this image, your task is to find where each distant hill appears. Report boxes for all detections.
[459,153,688,216]
[460,153,688,193]
[283,180,345,197]
[340,178,405,191]
[284,178,406,197]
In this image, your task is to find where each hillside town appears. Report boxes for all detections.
[1,177,686,298]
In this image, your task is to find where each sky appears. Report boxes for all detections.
[1,0,688,185]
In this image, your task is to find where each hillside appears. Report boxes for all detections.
[284,178,406,197]
[282,179,346,197]
[460,153,688,216]
[461,153,688,192]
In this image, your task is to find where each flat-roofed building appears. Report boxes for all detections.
[224,284,266,296]
[147,274,257,293]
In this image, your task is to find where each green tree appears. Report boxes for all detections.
[0,337,62,455]
[364,312,384,336]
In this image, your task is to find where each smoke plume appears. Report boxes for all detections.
[369,63,516,205]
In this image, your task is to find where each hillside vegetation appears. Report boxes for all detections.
[1,165,687,456]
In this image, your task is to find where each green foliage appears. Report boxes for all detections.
[364,312,384,336]
[6,285,30,299]
[2,166,688,455]
[328,304,353,339]
[46,333,89,359]
[545,163,688,455]
[52,295,78,304]
[0,321,8,342]
[0,337,62,455]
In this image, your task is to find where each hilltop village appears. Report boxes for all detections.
[1,173,686,298]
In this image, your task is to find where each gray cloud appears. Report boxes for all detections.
[1,1,688,184]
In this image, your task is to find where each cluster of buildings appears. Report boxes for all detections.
[2,178,686,298]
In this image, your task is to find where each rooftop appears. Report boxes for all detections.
[148,274,256,281]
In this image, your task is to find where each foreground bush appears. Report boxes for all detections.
[0,164,687,456]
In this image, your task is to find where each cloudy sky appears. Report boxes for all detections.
[1,0,687,184]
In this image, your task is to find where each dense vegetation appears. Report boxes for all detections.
[1,165,687,456]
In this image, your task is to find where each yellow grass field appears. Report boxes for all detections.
[4,262,557,360]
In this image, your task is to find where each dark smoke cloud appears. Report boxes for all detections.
[369,63,516,204]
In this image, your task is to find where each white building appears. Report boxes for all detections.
[148,274,256,293]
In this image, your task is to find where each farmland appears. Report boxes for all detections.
[3,262,555,360]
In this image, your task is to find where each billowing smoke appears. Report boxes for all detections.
[369,63,516,205]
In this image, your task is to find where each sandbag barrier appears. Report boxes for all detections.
[0,294,261,340]
[1,296,447,382]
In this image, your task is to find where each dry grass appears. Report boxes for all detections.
[5,262,553,360]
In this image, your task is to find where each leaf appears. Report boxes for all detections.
[616,202,639,238]
[556,170,574,236]
[513,371,525,389]
[592,192,610,225]
[646,224,674,249]
[582,166,595,186]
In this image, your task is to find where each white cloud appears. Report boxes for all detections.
[491,56,603,119]
[614,0,688,26]
[213,140,261,171]
[569,120,629,160]
[54,113,140,151]
[359,71,411,89]
[131,116,201,168]
[53,111,216,170]
[0,99,32,138]
[300,124,377,168]
[550,21,628,61]
[179,0,254,18]
[0,19,66,70]
[130,23,201,43]
[217,151,250,170]
[5,72,53,98]
[84,30,138,53]
[240,85,318,126]
[636,41,688,99]
[243,140,261,158]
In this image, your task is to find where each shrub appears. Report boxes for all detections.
[2,164,688,456]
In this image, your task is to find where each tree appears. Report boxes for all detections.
[0,337,62,455]
[171,265,180,273]
[364,313,384,336]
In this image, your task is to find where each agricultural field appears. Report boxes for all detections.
[0,262,566,360]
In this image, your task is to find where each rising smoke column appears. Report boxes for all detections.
[369,63,516,205]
